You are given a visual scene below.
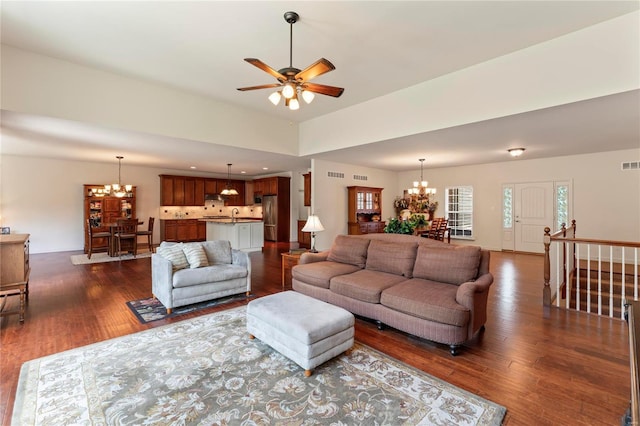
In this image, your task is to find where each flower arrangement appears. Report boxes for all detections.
[393,197,409,210]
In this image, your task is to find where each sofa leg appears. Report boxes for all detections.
[375,320,385,331]
[166,308,172,315]
[449,345,460,356]
[246,291,251,297]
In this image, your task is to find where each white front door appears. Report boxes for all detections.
[514,182,554,253]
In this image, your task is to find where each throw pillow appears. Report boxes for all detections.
[366,240,417,277]
[327,235,370,268]
[156,243,189,271]
[412,245,481,285]
[182,243,210,269]
[201,240,232,264]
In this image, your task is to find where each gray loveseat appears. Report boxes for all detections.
[292,233,493,355]
[152,240,251,313]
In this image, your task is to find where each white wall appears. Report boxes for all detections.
[310,159,398,251]
[395,149,640,251]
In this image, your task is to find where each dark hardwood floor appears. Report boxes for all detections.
[0,243,630,425]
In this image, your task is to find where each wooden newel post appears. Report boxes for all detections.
[543,227,551,307]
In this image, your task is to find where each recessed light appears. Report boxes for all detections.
[508,148,525,157]
[262,167,269,170]
[241,171,246,174]
[190,166,197,169]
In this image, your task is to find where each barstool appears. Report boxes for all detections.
[136,217,155,253]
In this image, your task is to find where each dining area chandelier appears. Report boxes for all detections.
[407,158,436,197]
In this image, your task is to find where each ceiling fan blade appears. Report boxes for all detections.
[244,58,287,82]
[237,83,282,92]
[295,58,335,82]
[303,82,344,98]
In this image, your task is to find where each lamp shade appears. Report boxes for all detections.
[302,215,324,233]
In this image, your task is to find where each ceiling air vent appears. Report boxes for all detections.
[327,171,345,179]
[622,161,640,170]
[353,174,368,181]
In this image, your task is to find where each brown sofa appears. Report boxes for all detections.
[291,233,493,355]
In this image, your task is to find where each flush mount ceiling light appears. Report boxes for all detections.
[237,11,344,110]
[220,163,239,196]
[508,148,526,157]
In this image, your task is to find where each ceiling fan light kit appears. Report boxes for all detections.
[237,11,344,110]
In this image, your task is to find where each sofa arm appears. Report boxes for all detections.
[299,250,329,264]
[456,272,494,336]
[152,254,174,309]
[231,249,252,293]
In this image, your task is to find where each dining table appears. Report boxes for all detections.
[104,220,143,257]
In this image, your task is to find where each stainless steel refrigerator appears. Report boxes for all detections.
[263,195,277,241]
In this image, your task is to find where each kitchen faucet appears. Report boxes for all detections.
[231,208,240,222]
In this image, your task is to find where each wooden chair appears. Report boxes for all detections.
[424,218,450,242]
[87,218,111,259]
[136,217,155,253]
[114,219,138,258]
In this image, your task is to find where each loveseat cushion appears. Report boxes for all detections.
[202,240,232,265]
[172,264,248,288]
[156,243,189,271]
[365,240,417,277]
[380,278,470,327]
[292,261,361,289]
[330,270,407,303]
[326,235,370,268]
[412,245,481,285]
[182,242,210,269]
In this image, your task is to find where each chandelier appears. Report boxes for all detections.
[105,156,132,198]
[407,159,435,197]
[220,163,239,196]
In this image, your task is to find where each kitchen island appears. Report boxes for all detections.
[200,218,264,252]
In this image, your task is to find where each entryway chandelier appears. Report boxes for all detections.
[106,156,132,198]
[407,159,436,197]
[220,164,239,196]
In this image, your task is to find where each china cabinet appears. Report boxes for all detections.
[84,184,136,254]
[347,186,385,235]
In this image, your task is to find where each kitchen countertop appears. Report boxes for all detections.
[199,217,263,224]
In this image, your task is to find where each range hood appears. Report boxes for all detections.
[205,193,225,201]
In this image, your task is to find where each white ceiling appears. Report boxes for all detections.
[1,1,639,176]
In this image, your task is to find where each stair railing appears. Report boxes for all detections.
[543,220,640,319]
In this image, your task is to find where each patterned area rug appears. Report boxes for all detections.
[126,294,252,323]
[13,306,506,425]
[70,251,152,265]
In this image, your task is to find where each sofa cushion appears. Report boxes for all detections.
[365,240,417,277]
[330,270,407,304]
[412,245,481,285]
[291,261,361,289]
[327,235,370,268]
[182,242,210,269]
[156,243,189,271]
[172,264,248,288]
[202,240,232,265]
[380,278,470,327]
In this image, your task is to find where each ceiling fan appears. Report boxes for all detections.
[237,11,344,110]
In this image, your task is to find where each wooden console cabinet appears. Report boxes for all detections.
[0,234,30,322]
[347,186,385,235]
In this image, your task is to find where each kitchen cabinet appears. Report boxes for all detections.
[253,177,279,196]
[84,184,136,254]
[260,177,291,242]
[160,219,206,243]
[161,175,245,206]
[347,186,385,235]
[303,173,311,206]
[205,221,264,252]
[297,220,311,249]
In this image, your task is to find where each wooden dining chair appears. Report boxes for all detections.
[86,218,111,259]
[114,218,138,258]
[136,217,155,253]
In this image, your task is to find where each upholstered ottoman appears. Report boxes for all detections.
[247,291,355,377]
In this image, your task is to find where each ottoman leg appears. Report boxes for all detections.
[249,334,255,339]
[304,369,312,377]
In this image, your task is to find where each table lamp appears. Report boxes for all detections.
[302,215,325,253]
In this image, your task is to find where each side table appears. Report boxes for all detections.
[281,252,304,289]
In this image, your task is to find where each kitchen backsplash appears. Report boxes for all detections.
[159,205,263,220]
